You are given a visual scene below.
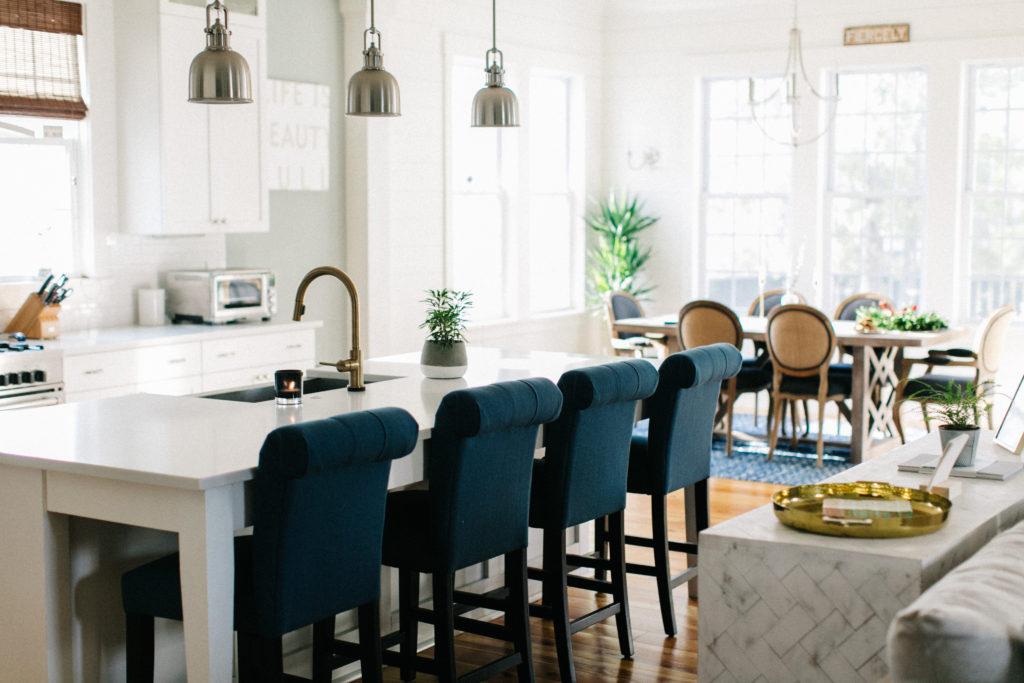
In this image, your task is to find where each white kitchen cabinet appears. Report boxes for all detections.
[64,342,202,402]
[116,1,268,235]
[200,329,317,391]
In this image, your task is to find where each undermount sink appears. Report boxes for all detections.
[200,374,402,403]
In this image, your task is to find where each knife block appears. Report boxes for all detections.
[4,293,61,339]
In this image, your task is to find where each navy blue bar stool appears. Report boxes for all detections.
[527,359,658,682]
[121,407,419,683]
[597,344,741,637]
[380,378,562,683]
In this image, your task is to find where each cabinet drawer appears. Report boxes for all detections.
[138,375,203,396]
[202,330,315,373]
[64,350,137,393]
[201,365,277,393]
[135,343,202,383]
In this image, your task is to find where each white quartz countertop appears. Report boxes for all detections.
[53,318,323,355]
[0,347,615,490]
[702,431,1024,570]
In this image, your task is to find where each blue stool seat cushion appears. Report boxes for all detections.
[627,344,742,496]
[736,359,772,391]
[779,371,853,397]
[383,378,562,574]
[122,407,419,639]
[529,359,658,530]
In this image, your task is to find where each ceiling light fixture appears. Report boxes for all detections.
[748,0,838,147]
[346,0,401,117]
[188,1,252,104]
[471,0,518,127]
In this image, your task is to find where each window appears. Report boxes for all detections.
[825,69,928,306]
[447,56,583,322]
[701,76,792,309]
[965,64,1024,319]
[0,115,78,278]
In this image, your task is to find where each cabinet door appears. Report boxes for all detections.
[208,27,266,232]
[159,13,213,235]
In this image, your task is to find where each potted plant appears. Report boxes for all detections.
[911,379,991,467]
[586,191,658,303]
[419,288,472,379]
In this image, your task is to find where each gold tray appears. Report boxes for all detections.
[773,481,952,538]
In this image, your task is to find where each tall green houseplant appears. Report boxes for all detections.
[586,191,658,302]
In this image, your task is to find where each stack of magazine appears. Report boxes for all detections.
[898,454,1023,481]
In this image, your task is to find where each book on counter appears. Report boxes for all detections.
[898,453,1024,481]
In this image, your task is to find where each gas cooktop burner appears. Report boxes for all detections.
[0,342,45,353]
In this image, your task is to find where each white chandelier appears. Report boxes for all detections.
[748,0,838,147]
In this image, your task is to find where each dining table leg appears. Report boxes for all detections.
[849,347,870,464]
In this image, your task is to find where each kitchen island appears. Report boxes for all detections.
[0,347,617,683]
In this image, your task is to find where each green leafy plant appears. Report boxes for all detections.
[856,303,948,332]
[586,191,658,302]
[910,379,992,428]
[420,289,472,348]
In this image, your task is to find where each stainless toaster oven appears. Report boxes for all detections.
[165,269,277,324]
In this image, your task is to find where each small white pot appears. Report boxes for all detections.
[420,340,468,379]
[939,425,981,467]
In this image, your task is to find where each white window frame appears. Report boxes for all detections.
[443,34,586,324]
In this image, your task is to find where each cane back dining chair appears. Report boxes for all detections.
[120,408,420,683]
[380,378,562,683]
[748,289,806,318]
[893,304,1014,443]
[677,300,772,458]
[602,344,741,637]
[834,292,894,363]
[605,290,668,358]
[764,305,853,466]
[528,359,658,683]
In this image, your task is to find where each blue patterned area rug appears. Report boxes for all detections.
[710,413,853,486]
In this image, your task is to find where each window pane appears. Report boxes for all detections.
[528,195,572,312]
[0,139,74,277]
[451,194,505,321]
[529,75,569,193]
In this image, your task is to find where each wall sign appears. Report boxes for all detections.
[267,79,330,191]
[843,24,910,46]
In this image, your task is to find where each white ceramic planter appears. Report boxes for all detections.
[420,340,468,379]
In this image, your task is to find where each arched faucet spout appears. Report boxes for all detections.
[292,266,364,391]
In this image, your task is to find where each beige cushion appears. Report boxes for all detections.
[887,520,1024,682]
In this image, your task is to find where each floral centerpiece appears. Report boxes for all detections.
[855,303,948,333]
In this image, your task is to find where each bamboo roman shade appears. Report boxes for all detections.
[0,0,87,119]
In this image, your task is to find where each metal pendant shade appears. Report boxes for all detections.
[188,1,252,104]
[347,0,401,116]
[472,0,518,127]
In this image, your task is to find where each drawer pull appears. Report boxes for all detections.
[216,351,236,358]
[286,344,302,349]
[168,358,187,364]
[83,369,104,375]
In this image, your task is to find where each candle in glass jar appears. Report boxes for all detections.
[274,369,303,405]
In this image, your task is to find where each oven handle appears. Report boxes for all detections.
[0,387,63,411]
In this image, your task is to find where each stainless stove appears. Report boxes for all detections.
[0,338,64,410]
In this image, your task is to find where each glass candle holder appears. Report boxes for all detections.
[274,369,303,405]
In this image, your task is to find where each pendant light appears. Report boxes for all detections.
[347,0,401,117]
[188,1,252,104]
[747,0,838,146]
[471,0,518,127]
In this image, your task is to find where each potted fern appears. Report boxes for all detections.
[419,289,472,379]
[586,191,658,302]
[912,379,991,467]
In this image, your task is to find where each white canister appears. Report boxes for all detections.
[137,288,166,326]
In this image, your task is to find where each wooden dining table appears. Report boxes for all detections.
[613,314,966,463]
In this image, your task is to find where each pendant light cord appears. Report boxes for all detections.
[370,0,376,31]
[492,0,497,51]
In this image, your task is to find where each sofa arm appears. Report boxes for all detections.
[887,519,1024,682]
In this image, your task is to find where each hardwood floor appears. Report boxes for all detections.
[377,477,779,682]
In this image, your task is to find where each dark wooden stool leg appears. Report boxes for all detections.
[358,601,384,683]
[651,493,677,637]
[593,514,608,582]
[125,612,154,683]
[544,527,574,683]
[398,567,419,681]
[237,633,283,683]
[507,548,536,683]
[433,570,458,683]
[608,510,634,658]
[312,616,334,683]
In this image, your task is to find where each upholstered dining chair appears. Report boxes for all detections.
[528,359,658,683]
[747,288,806,318]
[381,378,562,683]
[764,304,853,466]
[604,344,740,637]
[893,304,1014,443]
[120,408,420,683]
[605,290,667,358]
[747,289,809,434]
[677,300,772,458]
